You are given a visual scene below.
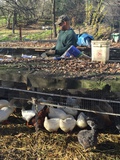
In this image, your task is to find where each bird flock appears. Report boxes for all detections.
[0,96,120,151]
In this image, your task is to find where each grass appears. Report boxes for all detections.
[23,30,53,41]
[0,17,7,28]
[0,27,53,42]
[0,20,114,42]
[0,16,54,41]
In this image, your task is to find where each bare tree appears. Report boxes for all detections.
[51,0,57,38]
[103,0,120,31]
[0,0,40,29]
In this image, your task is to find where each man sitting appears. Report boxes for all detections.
[47,15,77,56]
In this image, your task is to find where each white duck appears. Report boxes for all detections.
[0,99,16,123]
[63,97,81,117]
[21,107,36,126]
[44,116,60,132]
[59,116,77,133]
[77,112,88,129]
[0,99,10,109]
[48,107,69,119]
[22,97,52,127]
[21,97,47,127]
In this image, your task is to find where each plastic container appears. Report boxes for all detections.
[21,54,32,59]
[111,33,120,43]
[91,40,110,63]
[61,45,82,58]
[77,33,94,47]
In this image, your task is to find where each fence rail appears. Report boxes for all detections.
[0,86,120,116]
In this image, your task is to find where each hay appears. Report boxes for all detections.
[0,114,120,160]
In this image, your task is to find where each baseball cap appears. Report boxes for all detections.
[55,15,70,25]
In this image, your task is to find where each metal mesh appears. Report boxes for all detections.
[0,86,120,116]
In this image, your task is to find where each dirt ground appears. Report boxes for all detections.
[0,95,120,160]
[0,86,120,160]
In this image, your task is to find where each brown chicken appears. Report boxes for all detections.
[28,105,49,130]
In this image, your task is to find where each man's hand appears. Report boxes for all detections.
[41,49,56,58]
[46,49,55,55]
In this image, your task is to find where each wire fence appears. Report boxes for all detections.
[0,86,120,117]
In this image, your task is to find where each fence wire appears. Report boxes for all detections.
[0,86,120,117]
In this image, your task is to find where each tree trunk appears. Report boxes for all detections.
[6,13,12,29]
[71,17,76,27]
[51,0,57,38]
[12,10,17,34]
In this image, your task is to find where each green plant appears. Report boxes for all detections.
[0,16,7,27]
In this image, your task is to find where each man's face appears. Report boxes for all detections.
[58,21,67,30]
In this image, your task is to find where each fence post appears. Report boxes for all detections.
[19,25,22,41]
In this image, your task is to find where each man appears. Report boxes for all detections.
[47,15,77,56]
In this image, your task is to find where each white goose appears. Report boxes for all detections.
[44,116,60,132]
[0,99,16,123]
[59,116,77,132]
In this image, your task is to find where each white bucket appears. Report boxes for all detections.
[91,40,110,63]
